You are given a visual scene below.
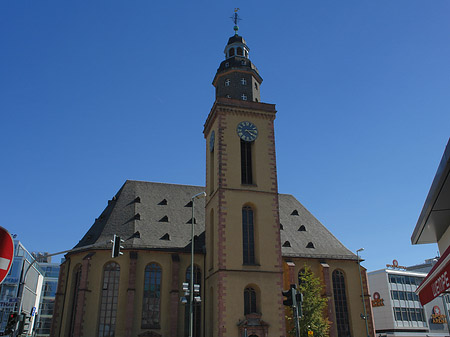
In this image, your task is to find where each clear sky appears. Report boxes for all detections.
[1,1,449,272]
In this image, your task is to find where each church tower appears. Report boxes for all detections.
[204,13,286,337]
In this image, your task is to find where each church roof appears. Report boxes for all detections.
[74,180,356,260]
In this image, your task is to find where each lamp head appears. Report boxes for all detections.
[357,248,364,253]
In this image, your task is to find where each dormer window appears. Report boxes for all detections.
[225,62,229,68]
[237,47,243,56]
[240,78,247,85]
[241,60,246,65]
[226,94,231,99]
[225,79,231,87]
[241,94,247,101]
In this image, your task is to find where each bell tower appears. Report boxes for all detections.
[204,11,286,337]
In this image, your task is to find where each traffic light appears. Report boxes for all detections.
[17,313,30,335]
[282,285,295,306]
[111,234,124,258]
[296,292,303,317]
[5,312,18,334]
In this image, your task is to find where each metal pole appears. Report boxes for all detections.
[357,248,370,337]
[292,287,300,337]
[190,192,206,337]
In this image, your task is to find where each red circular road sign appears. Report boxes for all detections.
[0,226,14,284]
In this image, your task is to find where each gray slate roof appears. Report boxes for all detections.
[75,180,356,260]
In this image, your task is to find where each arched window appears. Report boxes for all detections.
[98,262,120,337]
[184,265,202,337]
[242,206,255,264]
[332,270,351,337]
[142,263,162,328]
[229,48,235,57]
[225,79,230,86]
[244,287,257,315]
[69,265,82,337]
[241,140,253,184]
[237,47,243,56]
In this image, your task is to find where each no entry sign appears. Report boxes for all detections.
[0,226,14,284]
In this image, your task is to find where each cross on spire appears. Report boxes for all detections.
[230,8,241,35]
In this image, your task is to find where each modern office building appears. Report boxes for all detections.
[0,240,44,335]
[369,259,450,337]
[32,253,60,337]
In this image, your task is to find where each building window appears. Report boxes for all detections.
[241,140,253,184]
[241,94,247,101]
[241,78,247,85]
[241,60,246,65]
[225,62,229,68]
[226,94,231,99]
[184,265,201,337]
[229,48,235,57]
[98,262,120,337]
[244,287,257,315]
[237,47,243,56]
[242,206,255,264]
[254,82,258,90]
[142,263,162,328]
[332,270,351,337]
[225,79,230,86]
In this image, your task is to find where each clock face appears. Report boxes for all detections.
[209,130,215,152]
[237,121,258,142]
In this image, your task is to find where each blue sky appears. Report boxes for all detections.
[1,1,449,272]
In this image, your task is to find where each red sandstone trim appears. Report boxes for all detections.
[72,256,92,337]
[125,253,138,337]
[170,255,180,337]
[50,261,67,337]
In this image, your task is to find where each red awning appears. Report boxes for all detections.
[416,244,450,305]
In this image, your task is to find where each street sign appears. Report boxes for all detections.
[0,226,14,284]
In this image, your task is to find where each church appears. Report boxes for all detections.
[50,19,374,337]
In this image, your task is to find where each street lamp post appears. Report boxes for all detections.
[357,248,370,337]
[190,192,206,337]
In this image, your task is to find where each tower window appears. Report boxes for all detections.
[244,287,257,315]
[240,78,247,85]
[240,140,253,184]
[242,206,255,264]
[254,82,258,90]
[225,62,229,68]
[237,47,243,56]
[241,60,246,65]
[229,48,235,57]
[225,79,230,86]
[241,94,247,101]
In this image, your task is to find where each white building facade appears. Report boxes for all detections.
[369,261,450,337]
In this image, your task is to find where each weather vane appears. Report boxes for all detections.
[230,8,241,35]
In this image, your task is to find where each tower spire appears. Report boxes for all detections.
[231,8,241,35]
